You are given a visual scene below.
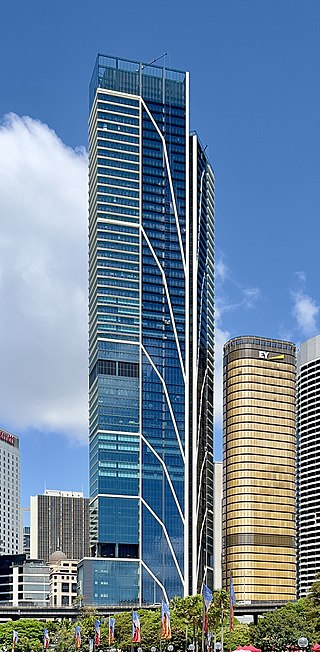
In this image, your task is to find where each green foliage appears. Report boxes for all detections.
[305,573,320,633]
[251,600,316,652]
[7,582,320,652]
[0,619,45,652]
[171,595,203,646]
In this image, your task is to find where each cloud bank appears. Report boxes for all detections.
[0,114,88,442]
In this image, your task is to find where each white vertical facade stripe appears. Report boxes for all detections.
[138,95,143,607]
[191,133,198,593]
[184,70,190,597]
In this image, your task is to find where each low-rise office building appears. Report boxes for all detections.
[49,551,78,607]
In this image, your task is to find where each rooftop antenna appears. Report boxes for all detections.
[141,51,167,70]
[139,52,168,95]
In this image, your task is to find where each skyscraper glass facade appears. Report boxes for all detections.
[87,55,214,605]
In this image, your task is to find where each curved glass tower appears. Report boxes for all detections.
[222,336,296,603]
[85,55,214,605]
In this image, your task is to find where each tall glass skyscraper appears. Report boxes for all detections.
[83,54,214,606]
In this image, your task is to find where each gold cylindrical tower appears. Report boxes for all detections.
[222,336,296,603]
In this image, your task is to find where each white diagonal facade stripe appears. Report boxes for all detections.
[141,344,185,461]
[141,99,186,273]
[141,226,186,380]
[141,498,185,586]
[141,434,185,522]
[140,560,169,604]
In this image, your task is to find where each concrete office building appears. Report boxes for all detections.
[222,336,296,603]
[297,335,320,597]
[30,490,90,563]
[0,555,49,606]
[49,551,78,607]
[0,428,20,555]
[86,54,215,605]
[12,558,50,606]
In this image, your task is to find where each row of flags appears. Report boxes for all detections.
[70,581,235,649]
[65,602,171,650]
[11,581,236,651]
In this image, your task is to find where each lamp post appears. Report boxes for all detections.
[168,646,173,652]
[298,638,308,652]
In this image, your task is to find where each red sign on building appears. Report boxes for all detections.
[0,430,15,446]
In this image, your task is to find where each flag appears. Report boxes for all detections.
[203,584,213,633]
[12,631,19,650]
[109,617,116,645]
[161,601,171,639]
[94,621,100,647]
[230,574,236,631]
[43,629,50,649]
[75,626,81,649]
[132,611,141,643]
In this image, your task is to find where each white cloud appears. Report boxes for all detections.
[243,286,260,307]
[214,325,230,442]
[292,291,319,337]
[215,257,229,282]
[295,271,306,284]
[0,114,88,443]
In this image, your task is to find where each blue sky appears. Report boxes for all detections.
[0,0,320,507]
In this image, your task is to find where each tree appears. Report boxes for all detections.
[171,595,203,648]
[305,574,320,634]
[251,600,316,652]
[0,619,45,652]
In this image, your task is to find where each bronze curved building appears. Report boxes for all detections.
[222,336,296,603]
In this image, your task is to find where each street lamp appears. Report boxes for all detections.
[188,646,195,651]
[151,647,157,652]
[298,638,308,652]
[168,646,173,652]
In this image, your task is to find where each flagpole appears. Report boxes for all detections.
[230,573,232,652]
[221,607,224,652]
[202,599,205,652]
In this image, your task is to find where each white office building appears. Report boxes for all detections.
[0,428,20,554]
[49,551,78,607]
[297,335,320,596]
[11,558,50,606]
